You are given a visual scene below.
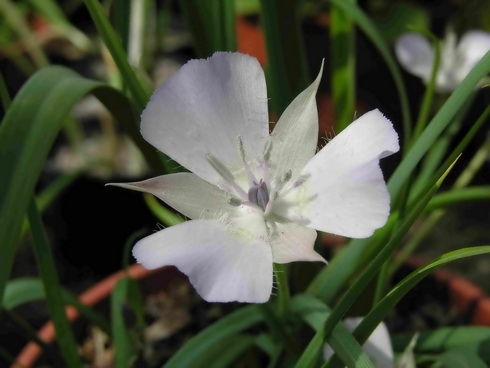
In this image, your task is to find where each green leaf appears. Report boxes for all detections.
[2,278,46,310]
[27,199,82,368]
[331,0,356,132]
[392,327,490,360]
[209,335,256,368]
[0,66,159,307]
[111,277,139,368]
[291,295,375,368]
[426,186,490,212]
[428,347,488,368]
[179,0,236,57]
[165,305,263,367]
[344,247,490,365]
[325,246,490,368]
[374,2,429,43]
[260,0,309,115]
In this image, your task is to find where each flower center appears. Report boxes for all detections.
[247,179,269,211]
[206,135,294,216]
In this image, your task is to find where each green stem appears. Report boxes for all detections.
[274,263,290,315]
[27,199,82,368]
[143,193,184,227]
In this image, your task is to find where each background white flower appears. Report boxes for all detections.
[395,30,490,92]
[110,52,399,303]
[324,318,394,368]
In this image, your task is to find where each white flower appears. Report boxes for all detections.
[395,30,490,92]
[324,318,394,368]
[111,52,399,303]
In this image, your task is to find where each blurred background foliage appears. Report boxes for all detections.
[1,0,490,367]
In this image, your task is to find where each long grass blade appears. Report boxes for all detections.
[27,199,82,368]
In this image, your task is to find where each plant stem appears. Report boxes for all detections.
[274,263,290,315]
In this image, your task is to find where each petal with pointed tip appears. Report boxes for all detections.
[273,109,399,238]
[133,217,272,303]
[107,173,238,220]
[108,173,239,220]
[395,33,433,81]
[269,62,323,185]
[141,52,269,185]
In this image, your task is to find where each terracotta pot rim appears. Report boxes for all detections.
[404,255,490,326]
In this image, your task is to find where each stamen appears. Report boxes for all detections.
[270,170,293,198]
[236,136,257,187]
[206,154,235,183]
[206,154,248,199]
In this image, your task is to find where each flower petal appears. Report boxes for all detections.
[269,62,323,185]
[141,52,269,185]
[456,30,490,81]
[268,217,325,264]
[395,33,433,81]
[108,173,238,220]
[273,109,399,238]
[133,216,273,303]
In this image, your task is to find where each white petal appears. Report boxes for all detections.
[108,173,239,220]
[267,217,325,264]
[456,30,490,81]
[395,33,434,81]
[269,62,323,184]
[133,216,273,303]
[141,52,269,185]
[273,110,399,238]
[324,318,394,368]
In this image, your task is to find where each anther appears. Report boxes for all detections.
[227,197,242,207]
[281,170,292,183]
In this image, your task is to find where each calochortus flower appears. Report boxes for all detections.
[111,52,399,303]
[395,30,490,92]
